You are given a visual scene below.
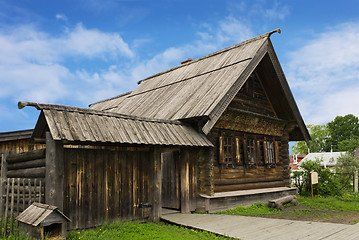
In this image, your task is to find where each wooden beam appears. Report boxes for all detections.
[6,149,45,163]
[151,147,162,222]
[180,148,190,213]
[7,167,45,178]
[45,132,64,211]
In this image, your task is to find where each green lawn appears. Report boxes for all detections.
[67,221,229,240]
[2,221,230,240]
[216,195,359,224]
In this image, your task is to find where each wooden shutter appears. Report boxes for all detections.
[256,140,261,165]
[275,141,280,163]
[235,137,241,165]
[243,137,248,165]
[219,136,224,164]
[263,140,268,164]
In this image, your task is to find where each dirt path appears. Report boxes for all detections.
[263,204,359,225]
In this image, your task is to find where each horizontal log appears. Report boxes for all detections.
[7,167,45,178]
[8,158,45,170]
[214,172,284,180]
[6,149,46,163]
[214,168,283,174]
[214,181,285,193]
[267,195,298,210]
[214,176,284,186]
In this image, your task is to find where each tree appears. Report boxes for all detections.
[337,152,359,174]
[292,114,359,154]
[326,114,359,152]
[337,137,359,154]
[291,124,328,155]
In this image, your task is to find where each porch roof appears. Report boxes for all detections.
[19,101,213,147]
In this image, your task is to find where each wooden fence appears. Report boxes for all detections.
[0,150,45,237]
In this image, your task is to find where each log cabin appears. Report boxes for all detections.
[15,29,310,228]
[0,129,44,155]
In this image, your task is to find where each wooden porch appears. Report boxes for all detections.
[197,187,297,213]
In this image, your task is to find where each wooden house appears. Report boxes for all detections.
[17,29,310,228]
[0,129,44,155]
[290,154,306,170]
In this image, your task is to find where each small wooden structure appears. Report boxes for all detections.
[17,202,71,239]
[0,129,44,155]
[14,29,310,229]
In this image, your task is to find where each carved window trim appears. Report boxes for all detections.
[219,131,279,169]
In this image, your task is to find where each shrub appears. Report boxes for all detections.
[291,159,352,197]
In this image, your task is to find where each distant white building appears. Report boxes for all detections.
[298,151,346,168]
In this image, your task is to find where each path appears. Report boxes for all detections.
[162,213,359,240]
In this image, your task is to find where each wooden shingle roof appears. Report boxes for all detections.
[19,102,213,147]
[16,202,70,226]
[90,32,269,122]
[90,29,310,142]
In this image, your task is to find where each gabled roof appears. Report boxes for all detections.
[91,31,271,121]
[298,152,345,167]
[90,29,310,142]
[18,101,213,147]
[16,202,71,226]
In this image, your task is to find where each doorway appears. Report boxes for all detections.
[161,151,180,210]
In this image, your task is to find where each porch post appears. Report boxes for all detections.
[45,132,64,211]
[180,148,190,213]
[151,147,162,222]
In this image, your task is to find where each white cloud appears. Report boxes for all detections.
[56,14,68,22]
[59,24,133,58]
[0,23,134,105]
[287,22,359,124]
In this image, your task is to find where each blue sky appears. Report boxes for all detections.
[1,0,359,133]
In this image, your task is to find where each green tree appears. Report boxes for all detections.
[291,124,328,155]
[337,152,359,174]
[327,114,359,151]
[337,137,359,153]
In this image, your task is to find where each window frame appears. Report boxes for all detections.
[219,131,279,169]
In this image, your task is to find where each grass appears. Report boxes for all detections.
[1,221,230,240]
[216,194,359,224]
[68,221,230,240]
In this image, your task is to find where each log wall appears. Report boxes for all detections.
[0,139,44,155]
[204,71,291,193]
[6,149,46,179]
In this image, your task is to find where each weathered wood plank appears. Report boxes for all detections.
[214,181,285,192]
[45,132,64,211]
[151,148,162,222]
[180,149,190,213]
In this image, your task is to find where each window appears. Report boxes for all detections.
[267,141,274,163]
[219,132,279,169]
[247,139,256,167]
[223,137,233,163]
[219,136,241,167]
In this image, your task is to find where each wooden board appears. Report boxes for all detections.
[63,147,153,229]
[161,151,180,210]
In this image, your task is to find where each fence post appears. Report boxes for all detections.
[354,171,358,192]
[0,152,8,236]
